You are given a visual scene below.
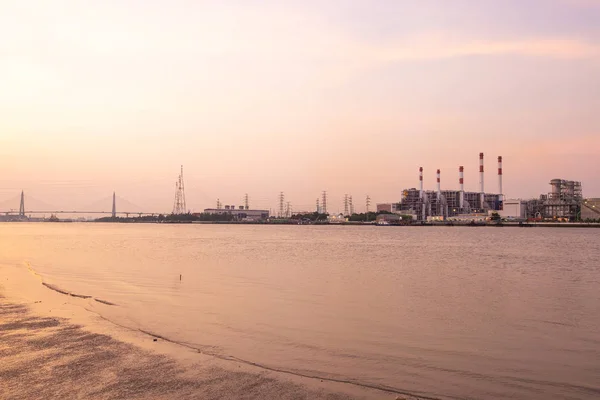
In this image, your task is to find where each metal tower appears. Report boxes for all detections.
[279,192,285,218]
[344,194,349,216]
[217,199,222,209]
[322,191,327,215]
[244,193,249,210]
[349,195,354,215]
[285,201,291,218]
[112,192,116,218]
[19,191,25,217]
[316,198,320,213]
[366,195,371,213]
[172,165,187,214]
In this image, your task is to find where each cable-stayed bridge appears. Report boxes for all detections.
[0,191,161,218]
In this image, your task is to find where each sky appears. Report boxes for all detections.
[1,0,599,214]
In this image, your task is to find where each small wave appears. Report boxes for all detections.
[94,298,117,306]
[28,264,117,306]
[42,283,70,296]
[41,282,93,300]
[25,262,43,282]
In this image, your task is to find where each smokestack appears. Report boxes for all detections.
[419,167,423,199]
[436,169,441,199]
[459,166,465,209]
[497,156,503,197]
[479,153,485,209]
[498,156,503,209]
[479,153,484,193]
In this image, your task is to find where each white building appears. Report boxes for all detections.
[499,199,527,219]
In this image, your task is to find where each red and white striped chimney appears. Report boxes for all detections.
[419,167,423,199]
[479,153,485,209]
[436,169,441,199]
[498,156,503,204]
[479,153,485,193]
[459,166,465,208]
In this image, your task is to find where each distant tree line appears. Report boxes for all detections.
[290,210,404,223]
[583,218,600,223]
[96,212,236,223]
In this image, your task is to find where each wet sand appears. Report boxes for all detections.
[0,264,412,400]
[0,296,354,399]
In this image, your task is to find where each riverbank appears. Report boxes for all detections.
[0,263,416,400]
[5,219,600,228]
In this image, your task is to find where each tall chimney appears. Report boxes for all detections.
[498,156,503,209]
[419,167,423,199]
[436,169,441,199]
[459,166,465,209]
[497,156,503,196]
[479,153,485,209]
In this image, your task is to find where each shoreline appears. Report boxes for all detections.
[0,263,421,400]
[3,220,600,228]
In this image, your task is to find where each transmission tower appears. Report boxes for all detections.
[349,195,354,215]
[217,199,222,209]
[244,193,249,210]
[322,191,328,215]
[366,195,371,218]
[172,165,187,214]
[316,198,320,213]
[19,191,25,217]
[344,194,349,216]
[285,201,292,218]
[279,192,285,218]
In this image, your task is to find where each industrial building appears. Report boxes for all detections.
[496,180,584,221]
[203,206,269,221]
[523,179,583,221]
[398,153,504,221]
[499,199,527,219]
[376,203,401,214]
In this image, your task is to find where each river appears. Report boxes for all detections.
[1,223,598,399]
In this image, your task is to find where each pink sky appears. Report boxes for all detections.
[1,0,599,214]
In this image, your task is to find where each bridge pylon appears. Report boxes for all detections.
[112,192,117,218]
[19,191,25,217]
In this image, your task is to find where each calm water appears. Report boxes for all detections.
[1,223,599,399]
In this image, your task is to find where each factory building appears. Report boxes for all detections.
[398,153,503,221]
[498,180,584,221]
[522,179,583,221]
[203,206,269,221]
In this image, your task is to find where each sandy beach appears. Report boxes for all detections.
[0,263,411,400]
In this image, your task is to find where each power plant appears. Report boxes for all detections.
[397,153,503,221]
[388,152,591,222]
